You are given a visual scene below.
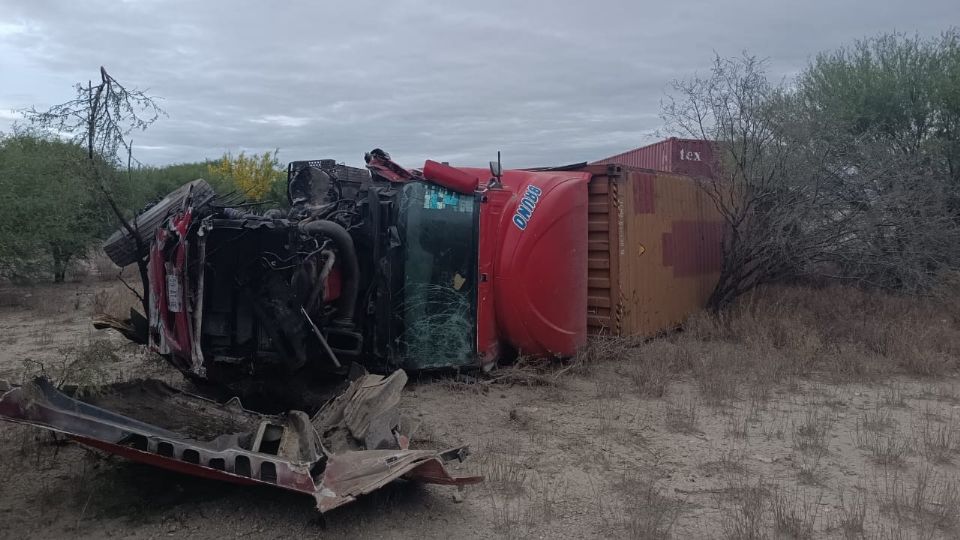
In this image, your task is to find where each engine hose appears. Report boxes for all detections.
[298,220,359,326]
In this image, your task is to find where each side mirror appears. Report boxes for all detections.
[489,161,502,178]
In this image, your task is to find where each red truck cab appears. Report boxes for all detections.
[446,166,591,367]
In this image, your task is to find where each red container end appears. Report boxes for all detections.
[592,137,716,179]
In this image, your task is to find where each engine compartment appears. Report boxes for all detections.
[146,155,481,400]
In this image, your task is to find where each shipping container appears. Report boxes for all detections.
[580,163,724,337]
[593,137,716,179]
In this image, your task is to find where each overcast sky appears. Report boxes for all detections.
[0,1,955,169]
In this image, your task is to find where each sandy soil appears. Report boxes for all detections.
[1,282,959,539]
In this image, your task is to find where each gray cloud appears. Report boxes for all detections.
[0,0,955,168]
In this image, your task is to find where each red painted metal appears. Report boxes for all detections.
[460,167,590,357]
[476,187,512,367]
[148,210,193,366]
[593,137,716,179]
[72,436,261,487]
[633,172,656,213]
[422,160,481,194]
[0,378,482,514]
[662,220,725,277]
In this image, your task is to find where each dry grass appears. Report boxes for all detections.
[624,348,670,398]
[527,472,566,523]
[6,282,960,539]
[89,250,121,281]
[792,409,833,454]
[915,410,958,464]
[91,281,142,318]
[21,339,120,389]
[881,384,908,408]
[613,474,684,538]
[836,486,867,538]
[664,394,699,433]
[874,465,960,535]
[476,438,527,495]
[770,485,821,539]
[671,285,960,382]
[856,423,912,466]
[725,410,749,439]
[0,285,84,315]
[860,403,896,433]
[719,477,767,540]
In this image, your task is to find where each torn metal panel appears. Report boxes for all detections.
[312,369,408,452]
[0,370,480,514]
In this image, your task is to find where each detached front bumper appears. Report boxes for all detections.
[0,372,480,513]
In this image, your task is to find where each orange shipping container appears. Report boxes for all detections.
[581,164,725,337]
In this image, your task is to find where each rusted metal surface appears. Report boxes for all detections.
[593,137,717,179]
[0,371,480,514]
[583,164,725,337]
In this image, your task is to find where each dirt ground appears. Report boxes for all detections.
[2,282,960,539]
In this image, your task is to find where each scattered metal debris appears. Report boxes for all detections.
[0,368,481,513]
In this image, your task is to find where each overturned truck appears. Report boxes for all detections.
[1,148,726,511]
[102,150,600,395]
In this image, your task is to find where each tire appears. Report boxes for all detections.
[103,179,216,267]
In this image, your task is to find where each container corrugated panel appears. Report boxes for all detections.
[586,173,620,335]
[584,164,724,337]
[593,137,716,179]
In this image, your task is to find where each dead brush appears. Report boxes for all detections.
[90,249,120,281]
[725,410,750,439]
[855,423,911,466]
[91,282,141,319]
[623,349,670,398]
[691,348,739,406]
[475,439,528,495]
[874,465,960,533]
[915,411,957,464]
[485,356,567,388]
[881,384,908,408]
[486,486,529,540]
[795,449,826,486]
[860,403,895,433]
[718,476,767,540]
[568,335,641,375]
[613,474,684,539]
[935,383,960,404]
[528,472,566,523]
[791,409,833,455]
[888,326,952,376]
[664,394,699,434]
[710,285,960,380]
[20,286,76,315]
[759,409,789,441]
[21,339,119,389]
[769,485,822,540]
[835,485,867,538]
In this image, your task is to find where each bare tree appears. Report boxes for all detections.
[662,55,825,309]
[22,67,164,314]
[662,54,960,311]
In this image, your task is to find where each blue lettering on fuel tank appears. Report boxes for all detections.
[512,185,542,231]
